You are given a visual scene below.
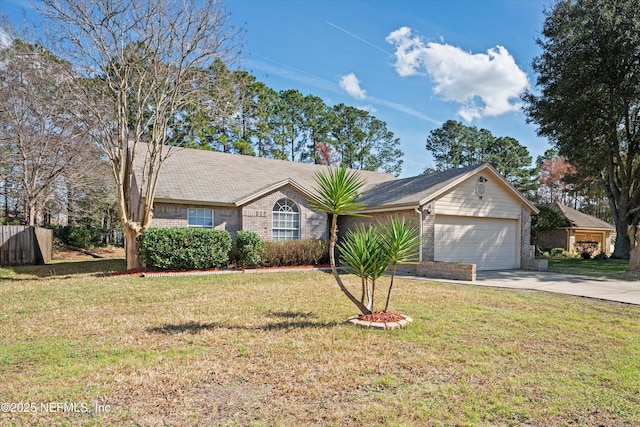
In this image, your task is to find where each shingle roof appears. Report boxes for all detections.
[356,164,485,209]
[549,202,615,230]
[140,149,536,212]
[138,144,396,205]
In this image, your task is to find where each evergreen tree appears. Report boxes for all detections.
[425,120,536,193]
[524,0,640,260]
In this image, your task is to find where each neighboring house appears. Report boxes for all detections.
[536,201,615,256]
[133,145,541,280]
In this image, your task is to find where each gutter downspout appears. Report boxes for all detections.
[415,206,423,262]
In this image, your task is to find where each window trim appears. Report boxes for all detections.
[272,198,300,241]
[187,208,214,229]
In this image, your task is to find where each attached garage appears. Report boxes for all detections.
[345,163,539,279]
[434,215,519,270]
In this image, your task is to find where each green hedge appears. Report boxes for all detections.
[262,240,329,267]
[140,227,231,270]
[235,230,265,268]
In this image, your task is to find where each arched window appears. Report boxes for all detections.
[272,198,300,240]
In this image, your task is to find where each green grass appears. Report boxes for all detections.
[546,256,640,281]
[0,260,639,426]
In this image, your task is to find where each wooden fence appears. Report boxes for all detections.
[0,226,53,266]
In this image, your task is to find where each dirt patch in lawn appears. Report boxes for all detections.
[53,245,125,260]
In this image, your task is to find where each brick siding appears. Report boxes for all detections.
[417,261,476,281]
[241,186,328,241]
[152,185,329,241]
[536,229,569,251]
[152,203,242,236]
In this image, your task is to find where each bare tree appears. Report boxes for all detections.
[0,39,92,226]
[39,0,241,269]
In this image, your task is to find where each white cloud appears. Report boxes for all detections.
[386,27,529,122]
[339,72,367,99]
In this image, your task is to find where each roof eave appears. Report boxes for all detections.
[558,226,615,231]
[153,197,236,208]
[361,203,420,213]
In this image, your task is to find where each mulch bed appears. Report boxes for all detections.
[355,311,406,323]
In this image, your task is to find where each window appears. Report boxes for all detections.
[187,208,213,228]
[272,198,300,240]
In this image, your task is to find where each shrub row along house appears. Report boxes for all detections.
[133,145,541,280]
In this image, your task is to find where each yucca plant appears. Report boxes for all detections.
[339,224,388,312]
[309,166,370,315]
[379,216,421,312]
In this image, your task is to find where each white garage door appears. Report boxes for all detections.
[434,215,518,270]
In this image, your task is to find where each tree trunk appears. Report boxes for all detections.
[628,246,640,270]
[369,280,376,312]
[27,201,37,226]
[384,264,397,312]
[628,226,640,271]
[124,225,142,270]
[328,214,371,315]
[612,215,631,259]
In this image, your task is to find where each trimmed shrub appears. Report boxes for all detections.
[550,247,568,257]
[262,240,329,267]
[140,227,231,270]
[235,231,265,268]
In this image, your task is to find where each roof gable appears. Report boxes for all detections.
[357,163,537,213]
[234,178,316,206]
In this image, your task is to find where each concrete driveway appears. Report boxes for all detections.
[469,270,640,305]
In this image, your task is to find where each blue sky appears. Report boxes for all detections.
[1,0,551,178]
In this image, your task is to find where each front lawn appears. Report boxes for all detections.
[1,261,639,426]
[546,256,640,281]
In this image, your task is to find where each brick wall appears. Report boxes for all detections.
[423,212,435,261]
[151,186,328,241]
[523,258,549,271]
[520,206,533,268]
[521,245,549,271]
[536,229,569,251]
[241,186,328,241]
[152,202,242,236]
[417,261,476,281]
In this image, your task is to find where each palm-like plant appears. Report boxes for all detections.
[309,166,370,315]
[339,225,388,312]
[379,216,421,312]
